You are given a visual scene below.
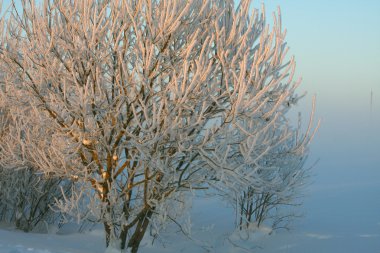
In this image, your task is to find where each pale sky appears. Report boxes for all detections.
[3,0,379,101]
[261,0,380,109]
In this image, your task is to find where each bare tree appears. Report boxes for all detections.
[0,0,317,252]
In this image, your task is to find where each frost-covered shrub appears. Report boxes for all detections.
[234,113,315,232]
[0,98,72,232]
[0,166,72,232]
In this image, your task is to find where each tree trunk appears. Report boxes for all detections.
[120,224,128,250]
[104,221,112,247]
[127,209,153,253]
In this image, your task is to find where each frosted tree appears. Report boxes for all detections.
[0,0,317,252]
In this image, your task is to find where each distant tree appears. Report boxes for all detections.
[0,0,317,252]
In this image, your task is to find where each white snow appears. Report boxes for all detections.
[305,233,334,240]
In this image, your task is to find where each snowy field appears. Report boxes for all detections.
[0,177,379,253]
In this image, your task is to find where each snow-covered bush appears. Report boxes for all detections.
[233,108,316,232]
[0,0,318,252]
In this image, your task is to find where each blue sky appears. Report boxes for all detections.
[3,0,379,98]
[261,0,380,105]
[262,1,380,170]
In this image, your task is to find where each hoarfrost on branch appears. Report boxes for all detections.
[0,0,318,252]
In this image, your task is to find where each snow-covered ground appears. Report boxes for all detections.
[1,173,379,253]
[0,225,104,253]
[1,183,379,253]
